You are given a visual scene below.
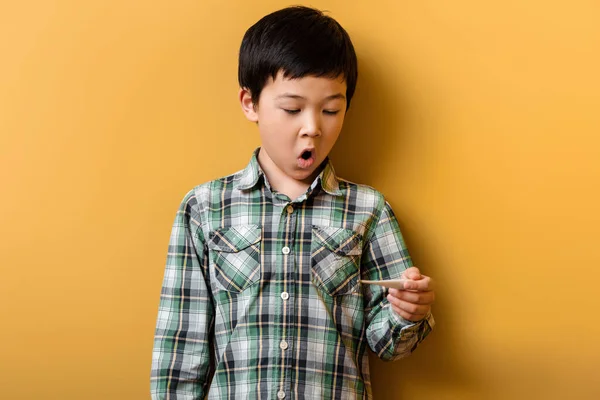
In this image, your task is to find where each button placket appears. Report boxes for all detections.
[279,202,296,398]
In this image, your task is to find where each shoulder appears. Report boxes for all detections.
[337,177,387,210]
[178,168,247,211]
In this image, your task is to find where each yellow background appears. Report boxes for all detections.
[1,1,599,399]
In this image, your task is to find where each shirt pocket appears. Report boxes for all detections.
[310,226,363,296]
[207,224,262,293]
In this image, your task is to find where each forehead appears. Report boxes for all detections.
[263,71,347,100]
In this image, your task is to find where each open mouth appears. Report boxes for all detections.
[297,149,315,169]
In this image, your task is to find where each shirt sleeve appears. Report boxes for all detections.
[361,200,435,361]
[151,189,215,399]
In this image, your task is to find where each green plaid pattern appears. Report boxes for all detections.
[151,149,434,400]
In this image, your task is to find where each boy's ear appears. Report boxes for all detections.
[239,88,258,122]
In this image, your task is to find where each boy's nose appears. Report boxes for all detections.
[299,113,321,137]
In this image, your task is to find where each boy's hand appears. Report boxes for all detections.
[387,267,435,322]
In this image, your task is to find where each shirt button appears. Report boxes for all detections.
[280,292,289,300]
[280,340,288,350]
[282,246,290,255]
[286,205,294,214]
[277,391,286,399]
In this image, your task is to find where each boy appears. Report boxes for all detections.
[151,6,435,400]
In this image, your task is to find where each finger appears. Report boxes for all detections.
[389,296,430,316]
[387,293,431,316]
[401,267,422,280]
[391,304,429,322]
[389,288,435,305]
[402,275,435,292]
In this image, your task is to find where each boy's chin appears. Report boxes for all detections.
[287,168,311,180]
[290,165,320,183]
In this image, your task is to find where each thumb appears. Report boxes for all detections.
[402,267,422,280]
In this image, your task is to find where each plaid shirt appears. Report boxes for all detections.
[151,149,434,400]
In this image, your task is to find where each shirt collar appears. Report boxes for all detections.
[235,148,263,190]
[235,148,343,197]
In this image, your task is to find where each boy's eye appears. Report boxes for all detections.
[323,110,340,115]
[283,109,301,115]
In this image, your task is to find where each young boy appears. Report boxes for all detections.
[151,6,435,399]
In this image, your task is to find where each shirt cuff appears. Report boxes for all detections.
[388,306,435,338]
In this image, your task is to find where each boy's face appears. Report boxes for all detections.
[240,71,347,185]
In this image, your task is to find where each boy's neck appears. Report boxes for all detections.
[257,148,320,201]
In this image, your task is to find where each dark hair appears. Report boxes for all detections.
[238,6,358,108]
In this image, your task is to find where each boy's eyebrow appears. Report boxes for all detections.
[275,93,346,101]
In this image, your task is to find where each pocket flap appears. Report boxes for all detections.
[208,225,262,252]
[312,226,362,256]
